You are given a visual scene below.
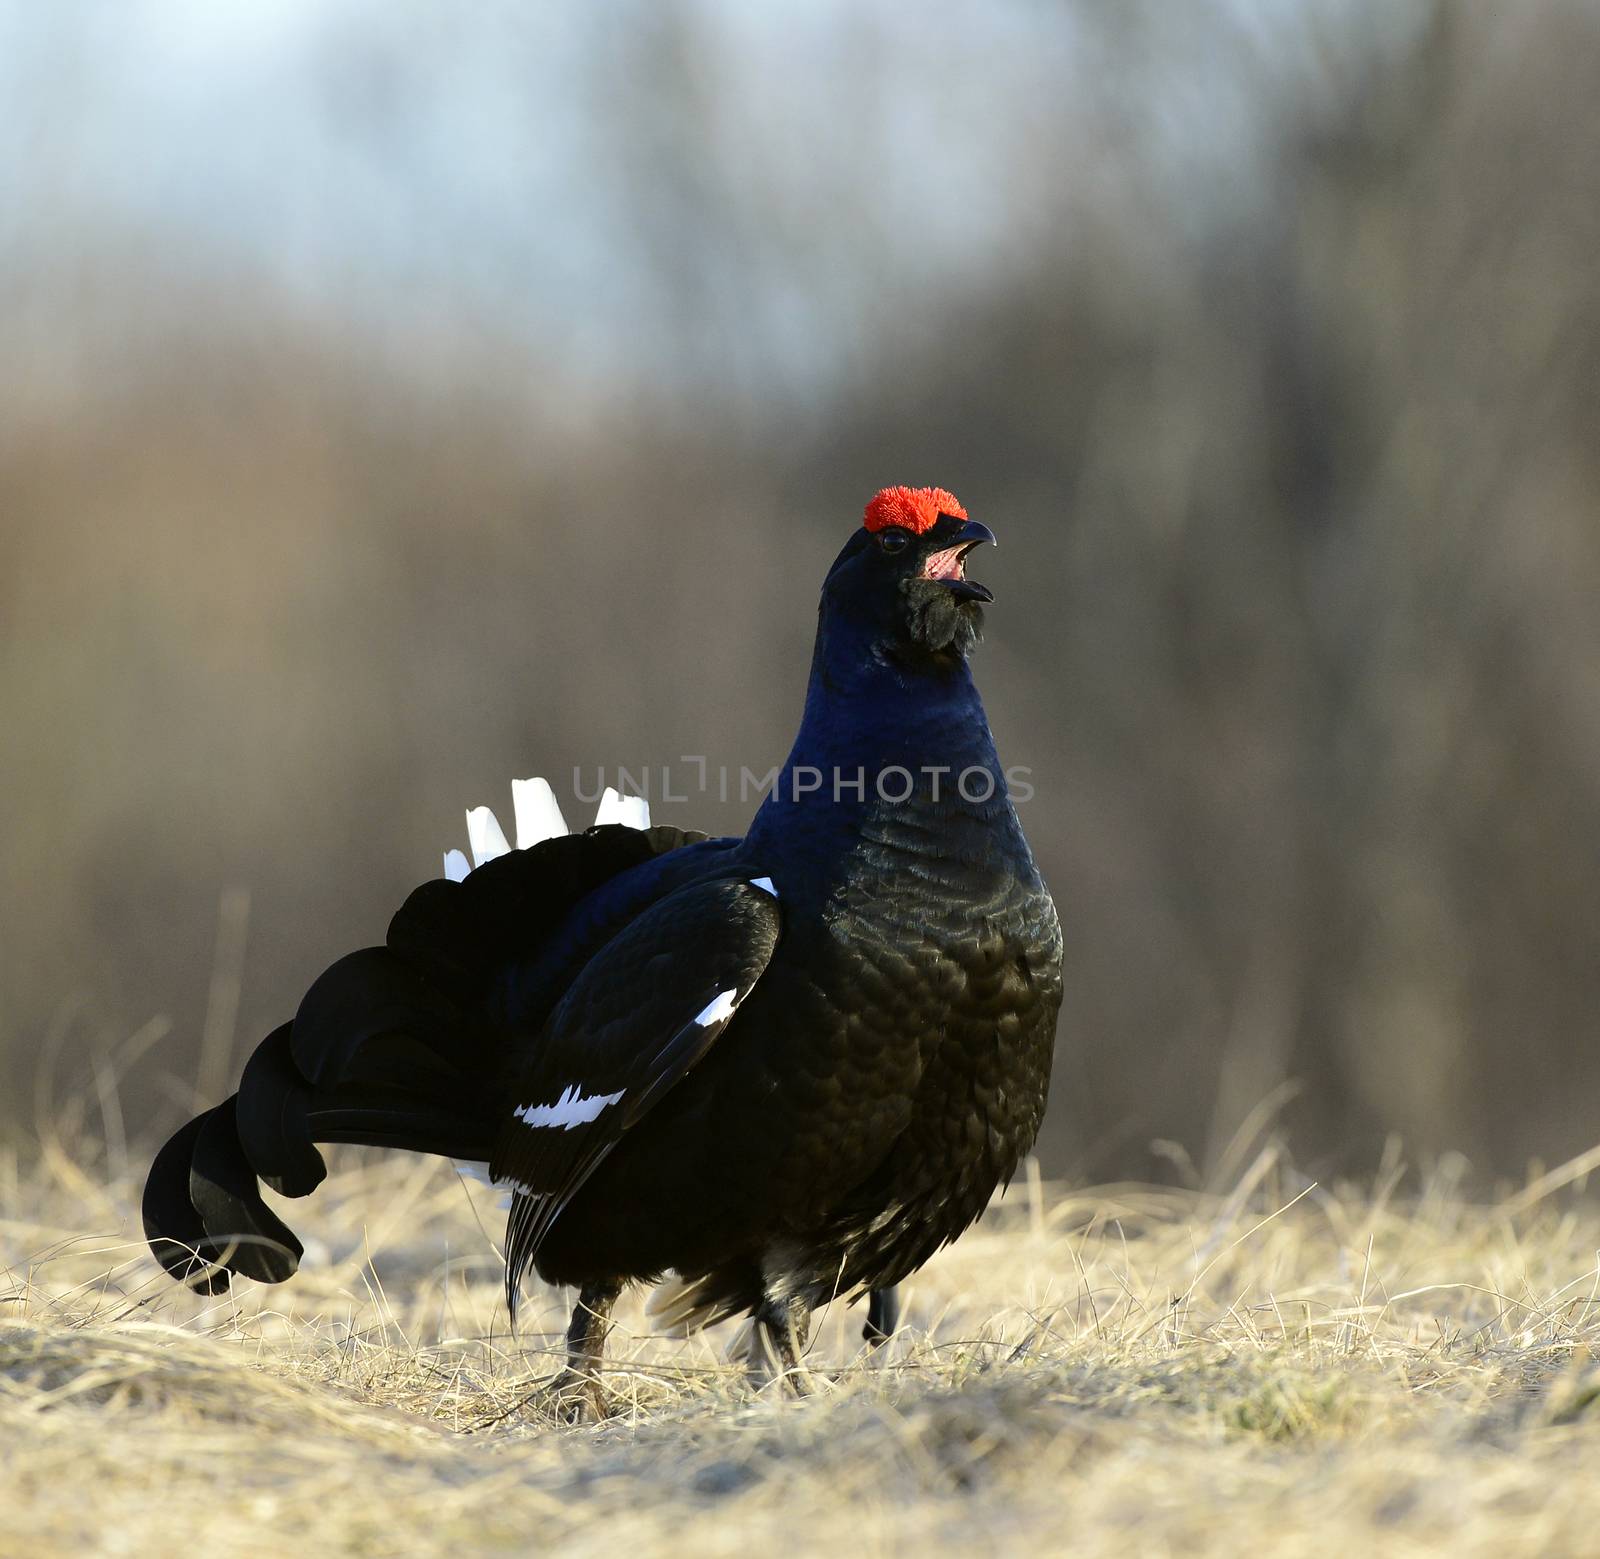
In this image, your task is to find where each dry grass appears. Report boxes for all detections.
[6,1131,1600,1558]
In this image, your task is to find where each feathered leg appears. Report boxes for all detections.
[549,1280,622,1422]
[750,1290,813,1394]
[863,1285,901,1347]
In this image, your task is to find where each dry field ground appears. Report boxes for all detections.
[6,1121,1600,1558]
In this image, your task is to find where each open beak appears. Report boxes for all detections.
[921,519,996,603]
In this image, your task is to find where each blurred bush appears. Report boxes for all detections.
[3,0,1598,1182]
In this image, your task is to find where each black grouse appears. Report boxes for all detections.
[143,485,1064,1414]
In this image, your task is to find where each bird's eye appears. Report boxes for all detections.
[877,530,910,555]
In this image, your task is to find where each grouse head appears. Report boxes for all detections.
[822,486,996,665]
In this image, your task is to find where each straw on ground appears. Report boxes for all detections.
[5,1132,1600,1558]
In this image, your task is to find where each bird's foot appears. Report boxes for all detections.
[746,1290,816,1396]
[544,1367,611,1424]
[772,1363,815,1398]
[544,1280,622,1423]
[746,1353,816,1397]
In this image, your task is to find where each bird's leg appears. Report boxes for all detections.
[750,1290,814,1394]
[863,1285,901,1347]
[549,1280,622,1422]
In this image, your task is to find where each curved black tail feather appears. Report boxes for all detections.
[142,822,708,1295]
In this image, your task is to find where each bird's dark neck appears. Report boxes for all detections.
[746,608,1013,862]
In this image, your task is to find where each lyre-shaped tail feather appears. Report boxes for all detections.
[145,779,697,1298]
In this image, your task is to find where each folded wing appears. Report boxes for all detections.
[494,876,781,1304]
